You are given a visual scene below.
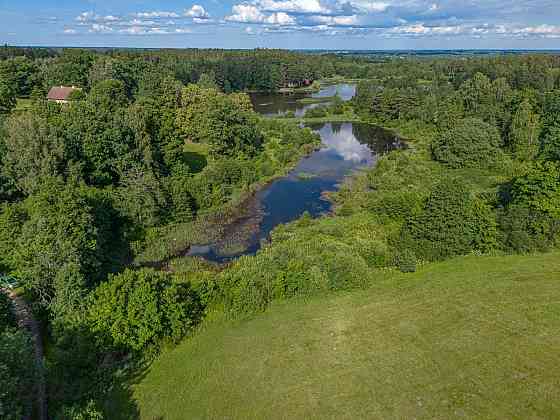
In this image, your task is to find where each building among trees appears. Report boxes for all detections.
[46,86,80,104]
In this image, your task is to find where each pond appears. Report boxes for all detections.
[250,83,356,117]
[187,122,404,263]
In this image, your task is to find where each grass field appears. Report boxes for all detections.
[123,252,560,419]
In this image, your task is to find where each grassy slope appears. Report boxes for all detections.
[129,252,560,419]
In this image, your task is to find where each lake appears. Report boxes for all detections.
[188,121,404,263]
[250,83,356,117]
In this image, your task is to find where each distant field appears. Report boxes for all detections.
[123,252,560,419]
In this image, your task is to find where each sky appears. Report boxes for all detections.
[1,0,560,49]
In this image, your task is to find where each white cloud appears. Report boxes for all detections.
[226,4,296,24]
[226,5,266,23]
[256,0,328,14]
[348,1,390,13]
[185,5,210,19]
[134,11,180,19]
[309,15,360,26]
[76,12,120,23]
[63,28,77,34]
[89,23,113,33]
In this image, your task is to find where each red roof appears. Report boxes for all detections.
[47,86,79,101]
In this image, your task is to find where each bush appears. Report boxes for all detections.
[498,204,560,253]
[394,249,417,273]
[398,178,498,261]
[88,269,203,352]
[304,106,327,118]
[432,118,502,168]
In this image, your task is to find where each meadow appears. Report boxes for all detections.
[126,252,560,419]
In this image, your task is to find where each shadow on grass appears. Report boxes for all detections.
[103,361,150,420]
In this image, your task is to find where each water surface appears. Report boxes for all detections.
[250,83,356,117]
[188,122,404,263]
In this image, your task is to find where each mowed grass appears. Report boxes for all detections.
[130,253,560,419]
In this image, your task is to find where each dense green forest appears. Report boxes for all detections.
[1,48,559,418]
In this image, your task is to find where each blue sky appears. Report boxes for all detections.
[1,0,560,49]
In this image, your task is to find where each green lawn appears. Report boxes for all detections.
[126,253,560,419]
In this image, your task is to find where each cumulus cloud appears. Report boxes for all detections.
[69,1,560,40]
[226,5,296,25]
[185,5,210,19]
[256,0,328,14]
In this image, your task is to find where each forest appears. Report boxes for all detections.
[0,48,559,418]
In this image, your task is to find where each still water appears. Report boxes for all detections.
[188,122,404,263]
[250,83,356,117]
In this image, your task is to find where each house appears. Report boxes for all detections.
[46,86,81,104]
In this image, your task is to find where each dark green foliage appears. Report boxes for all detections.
[499,161,560,252]
[399,178,497,261]
[538,91,560,161]
[88,269,203,352]
[394,249,417,273]
[0,77,16,114]
[498,204,559,253]
[432,118,503,169]
[47,324,114,418]
[1,180,118,320]
[0,329,37,420]
[0,293,14,333]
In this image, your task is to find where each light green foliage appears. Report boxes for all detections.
[432,118,503,168]
[58,400,104,420]
[88,269,203,352]
[2,111,67,195]
[176,84,263,157]
[511,161,560,218]
[197,72,219,90]
[509,99,541,161]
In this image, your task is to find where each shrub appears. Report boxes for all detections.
[498,204,560,253]
[88,269,203,352]
[398,178,498,261]
[394,249,417,273]
[304,106,327,118]
[432,118,502,168]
